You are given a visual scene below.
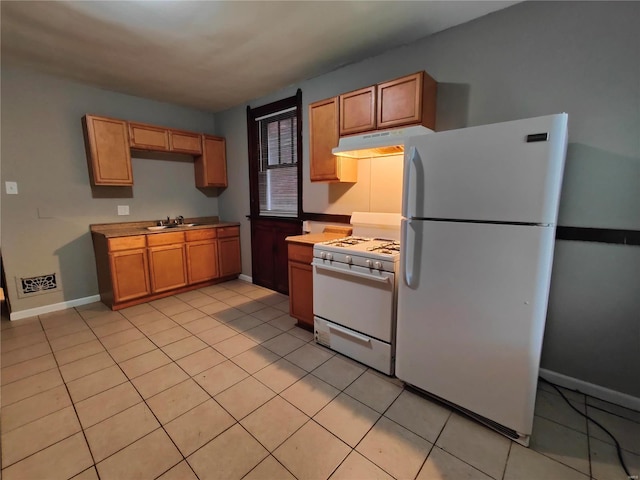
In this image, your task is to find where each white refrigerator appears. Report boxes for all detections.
[396,113,568,446]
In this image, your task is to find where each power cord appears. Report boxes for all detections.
[538,376,632,478]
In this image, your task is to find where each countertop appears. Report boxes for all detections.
[286,232,349,246]
[91,216,240,238]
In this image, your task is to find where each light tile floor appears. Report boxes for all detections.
[1,279,639,480]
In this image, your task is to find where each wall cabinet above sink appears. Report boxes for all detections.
[82,115,133,186]
[82,114,223,188]
[129,122,170,151]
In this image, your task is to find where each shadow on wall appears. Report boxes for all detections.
[328,182,357,204]
[435,83,470,132]
[54,232,101,302]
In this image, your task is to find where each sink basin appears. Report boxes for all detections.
[147,223,200,231]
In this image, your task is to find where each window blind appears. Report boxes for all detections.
[256,108,298,216]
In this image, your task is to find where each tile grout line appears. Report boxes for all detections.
[0,314,102,476]
[75,303,192,479]
[5,282,622,480]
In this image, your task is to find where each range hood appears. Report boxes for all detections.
[332,125,433,159]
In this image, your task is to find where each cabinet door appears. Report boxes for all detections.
[377,71,437,130]
[218,236,241,278]
[83,115,133,186]
[169,130,202,154]
[195,135,227,187]
[310,98,357,183]
[129,122,170,151]
[339,86,376,135]
[287,243,314,329]
[288,261,314,329]
[110,249,150,302]
[186,240,219,284]
[148,244,188,293]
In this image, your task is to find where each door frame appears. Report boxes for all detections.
[246,90,303,293]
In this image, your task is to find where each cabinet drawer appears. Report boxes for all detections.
[217,226,239,238]
[169,130,202,154]
[129,122,169,151]
[288,243,313,264]
[146,231,185,246]
[186,228,217,241]
[108,235,146,251]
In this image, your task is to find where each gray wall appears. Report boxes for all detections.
[215,1,640,396]
[1,67,218,313]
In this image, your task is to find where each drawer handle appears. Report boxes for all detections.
[328,324,371,344]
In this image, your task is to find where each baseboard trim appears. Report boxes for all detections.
[539,368,640,412]
[238,274,252,283]
[9,295,102,321]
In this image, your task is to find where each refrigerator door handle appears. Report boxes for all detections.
[402,218,416,288]
[402,146,418,218]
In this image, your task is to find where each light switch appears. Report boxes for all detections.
[5,182,18,195]
[117,205,130,216]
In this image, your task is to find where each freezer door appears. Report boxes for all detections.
[396,221,556,436]
[403,114,568,224]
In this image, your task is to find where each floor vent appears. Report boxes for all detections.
[17,273,59,298]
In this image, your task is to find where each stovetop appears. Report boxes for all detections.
[315,236,401,260]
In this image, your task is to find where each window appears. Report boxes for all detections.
[247,91,302,218]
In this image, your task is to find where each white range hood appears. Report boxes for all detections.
[332,125,433,159]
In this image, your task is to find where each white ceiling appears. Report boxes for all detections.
[1,1,519,112]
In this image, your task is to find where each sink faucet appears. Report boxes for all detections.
[175,216,184,225]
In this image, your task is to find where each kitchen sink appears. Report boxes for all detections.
[146,223,200,231]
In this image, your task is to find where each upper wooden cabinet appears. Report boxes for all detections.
[82,115,133,186]
[337,71,437,137]
[195,135,227,188]
[377,71,437,130]
[83,115,227,189]
[169,130,202,155]
[128,122,170,151]
[309,97,357,183]
[339,86,376,136]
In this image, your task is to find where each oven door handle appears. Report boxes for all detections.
[313,263,391,283]
[328,323,372,344]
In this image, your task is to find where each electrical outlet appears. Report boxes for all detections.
[117,205,130,216]
[5,181,18,195]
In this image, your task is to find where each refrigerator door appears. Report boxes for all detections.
[403,113,568,225]
[396,220,556,438]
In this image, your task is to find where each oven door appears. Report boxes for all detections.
[312,259,395,342]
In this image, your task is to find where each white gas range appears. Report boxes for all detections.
[312,213,401,375]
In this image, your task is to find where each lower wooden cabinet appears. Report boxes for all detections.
[148,244,188,293]
[92,225,241,310]
[110,249,151,303]
[287,242,314,329]
[217,226,242,278]
[186,240,219,284]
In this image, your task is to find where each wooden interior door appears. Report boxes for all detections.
[250,219,301,294]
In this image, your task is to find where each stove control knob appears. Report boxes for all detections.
[374,261,383,270]
[366,259,373,268]
[320,252,326,260]
[345,255,352,264]
[326,253,333,261]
